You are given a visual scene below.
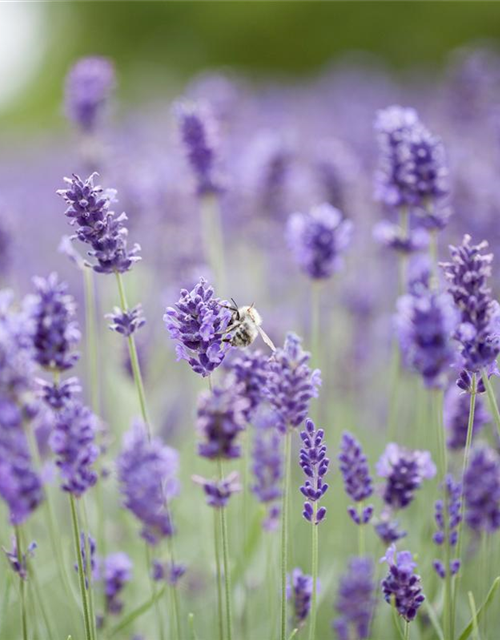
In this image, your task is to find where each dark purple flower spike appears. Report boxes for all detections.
[299,419,329,525]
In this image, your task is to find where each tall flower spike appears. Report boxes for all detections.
[164,278,233,378]
[299,419,329,525]
[50,401,99,497]
[441,234,500,372]
[287,568,315,628]
[117,422,179,544]
[65,56,115,132]
[286,203,353,280]
[192,471,241,508]
[381,545,425,622]
[395,289,458,388]
[103,553,132,614]
[196,378,249,460]
[433,475,462,579]
[463,446,500,534]
[376,443,436,509]
[75,533,96,589]
[444,385,488,450]
[265,333,321,432]
[29,273,81,372]
[225,350,269,421]
[374,105,449,209]
[333,557,376,640]
[338,432,373,525]
[58,174,141,275]
[175,101,223,196]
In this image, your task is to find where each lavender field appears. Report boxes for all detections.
[3,11,500,640]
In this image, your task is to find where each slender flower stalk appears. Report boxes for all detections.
[14,527,27,640]
[481,368,500,437]
[213,508,225,640]
[70,494,93,640]
[281,429,292,640]
[218,457,233,640]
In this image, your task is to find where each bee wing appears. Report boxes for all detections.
[257,325,276,351]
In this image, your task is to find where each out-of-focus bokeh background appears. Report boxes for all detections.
[4,1,500,128]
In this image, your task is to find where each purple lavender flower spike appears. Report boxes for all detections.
[50,401,99,497]
[175,101,223,196]
[38,377,81,410]
[395,289,458,388]
[193,471,241,508]
[197,379,249,460]
[164,277,233,377]
[29,273,80,372]
[58,174,141,275]
[287,568,315,627]
[463,446,500,534]
[106,304,146,337]
[299,419,329,525]
[65,56,115,132]
[374,518,407,545]
[333,557,376,640]
[117,422,179,544]
[381,544,425,622]
[374,105,449,209]
[433,475,462,578]
[441,235,500,373]
[376,443,436,509]
[225,350,269,421]
[286,203,353,279]
[2,538,37,580]
[152,559,186,586]
[265,333,321,432]
[444,385,488,450]
[251,410,283,518]
[103,552,132,614]
[338,432,373,525]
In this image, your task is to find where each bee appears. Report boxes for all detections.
[222,298,276,351]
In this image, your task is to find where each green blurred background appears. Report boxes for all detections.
[4,1,500,129]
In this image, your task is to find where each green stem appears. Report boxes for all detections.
[218,458,233,640]
[357,504,365,557]
[481,368,500,437]
[201,194,226,293]
[81,498,97,640]
[281,429,292,640]
[241,428,250,640]
[404,620,410,640]
[14,527,27,640]
[146,544,165,640]
[166,533,182,640]
[435,390,453,640]
[69,495,92,640]
[214,506,225,640]
[115,271,151,438]
[308,511,318,640]
[452,375,477,633]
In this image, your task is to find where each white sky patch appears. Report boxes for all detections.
[0,4,47,113]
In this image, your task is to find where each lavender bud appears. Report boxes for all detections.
[106,304,146,337]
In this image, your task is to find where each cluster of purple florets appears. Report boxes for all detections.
[338,432,374,525]
[299,419,329,525]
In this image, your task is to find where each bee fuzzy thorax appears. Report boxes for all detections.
[240,306,262,326]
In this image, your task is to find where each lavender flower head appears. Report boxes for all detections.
[65,56,115,132]
[265,333,321,432]
[376,443,436,509]
[117,423,179,544]
[164,278,233,377]
[103,552,132,614]
[441,235,500,372]
[175,101,222,196]
[29,273,80,372]
[251,410,283,527]
[374,105,449,209]
[225,350,269,421]
[381,544,425,622]
[333,557,376,640]
[338,432,373,525]
[444,385,489,450]
[38,377,81,411]
[395,289,458,388]
[299,419,329,525]
[286,203,353,279]
[374,518,407,545]
[106,304,146,337]
[50,401,99,497]
[2,538,37,580]
[463,446,500,534]
[58,173,141,275]
[196,378,249,459]
[287,568,315,627]
[433,475,462,579]
[193,471,241,508]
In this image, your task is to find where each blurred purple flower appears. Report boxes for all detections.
[338,432,373,525]
[2,538,37,580]
[103,552,132,614]
[433,475,462,579]
[464,446,500,534]
[333,557,376,640]
[287,568,315,627]
[193,471,241,508]
[225,350,269,421]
